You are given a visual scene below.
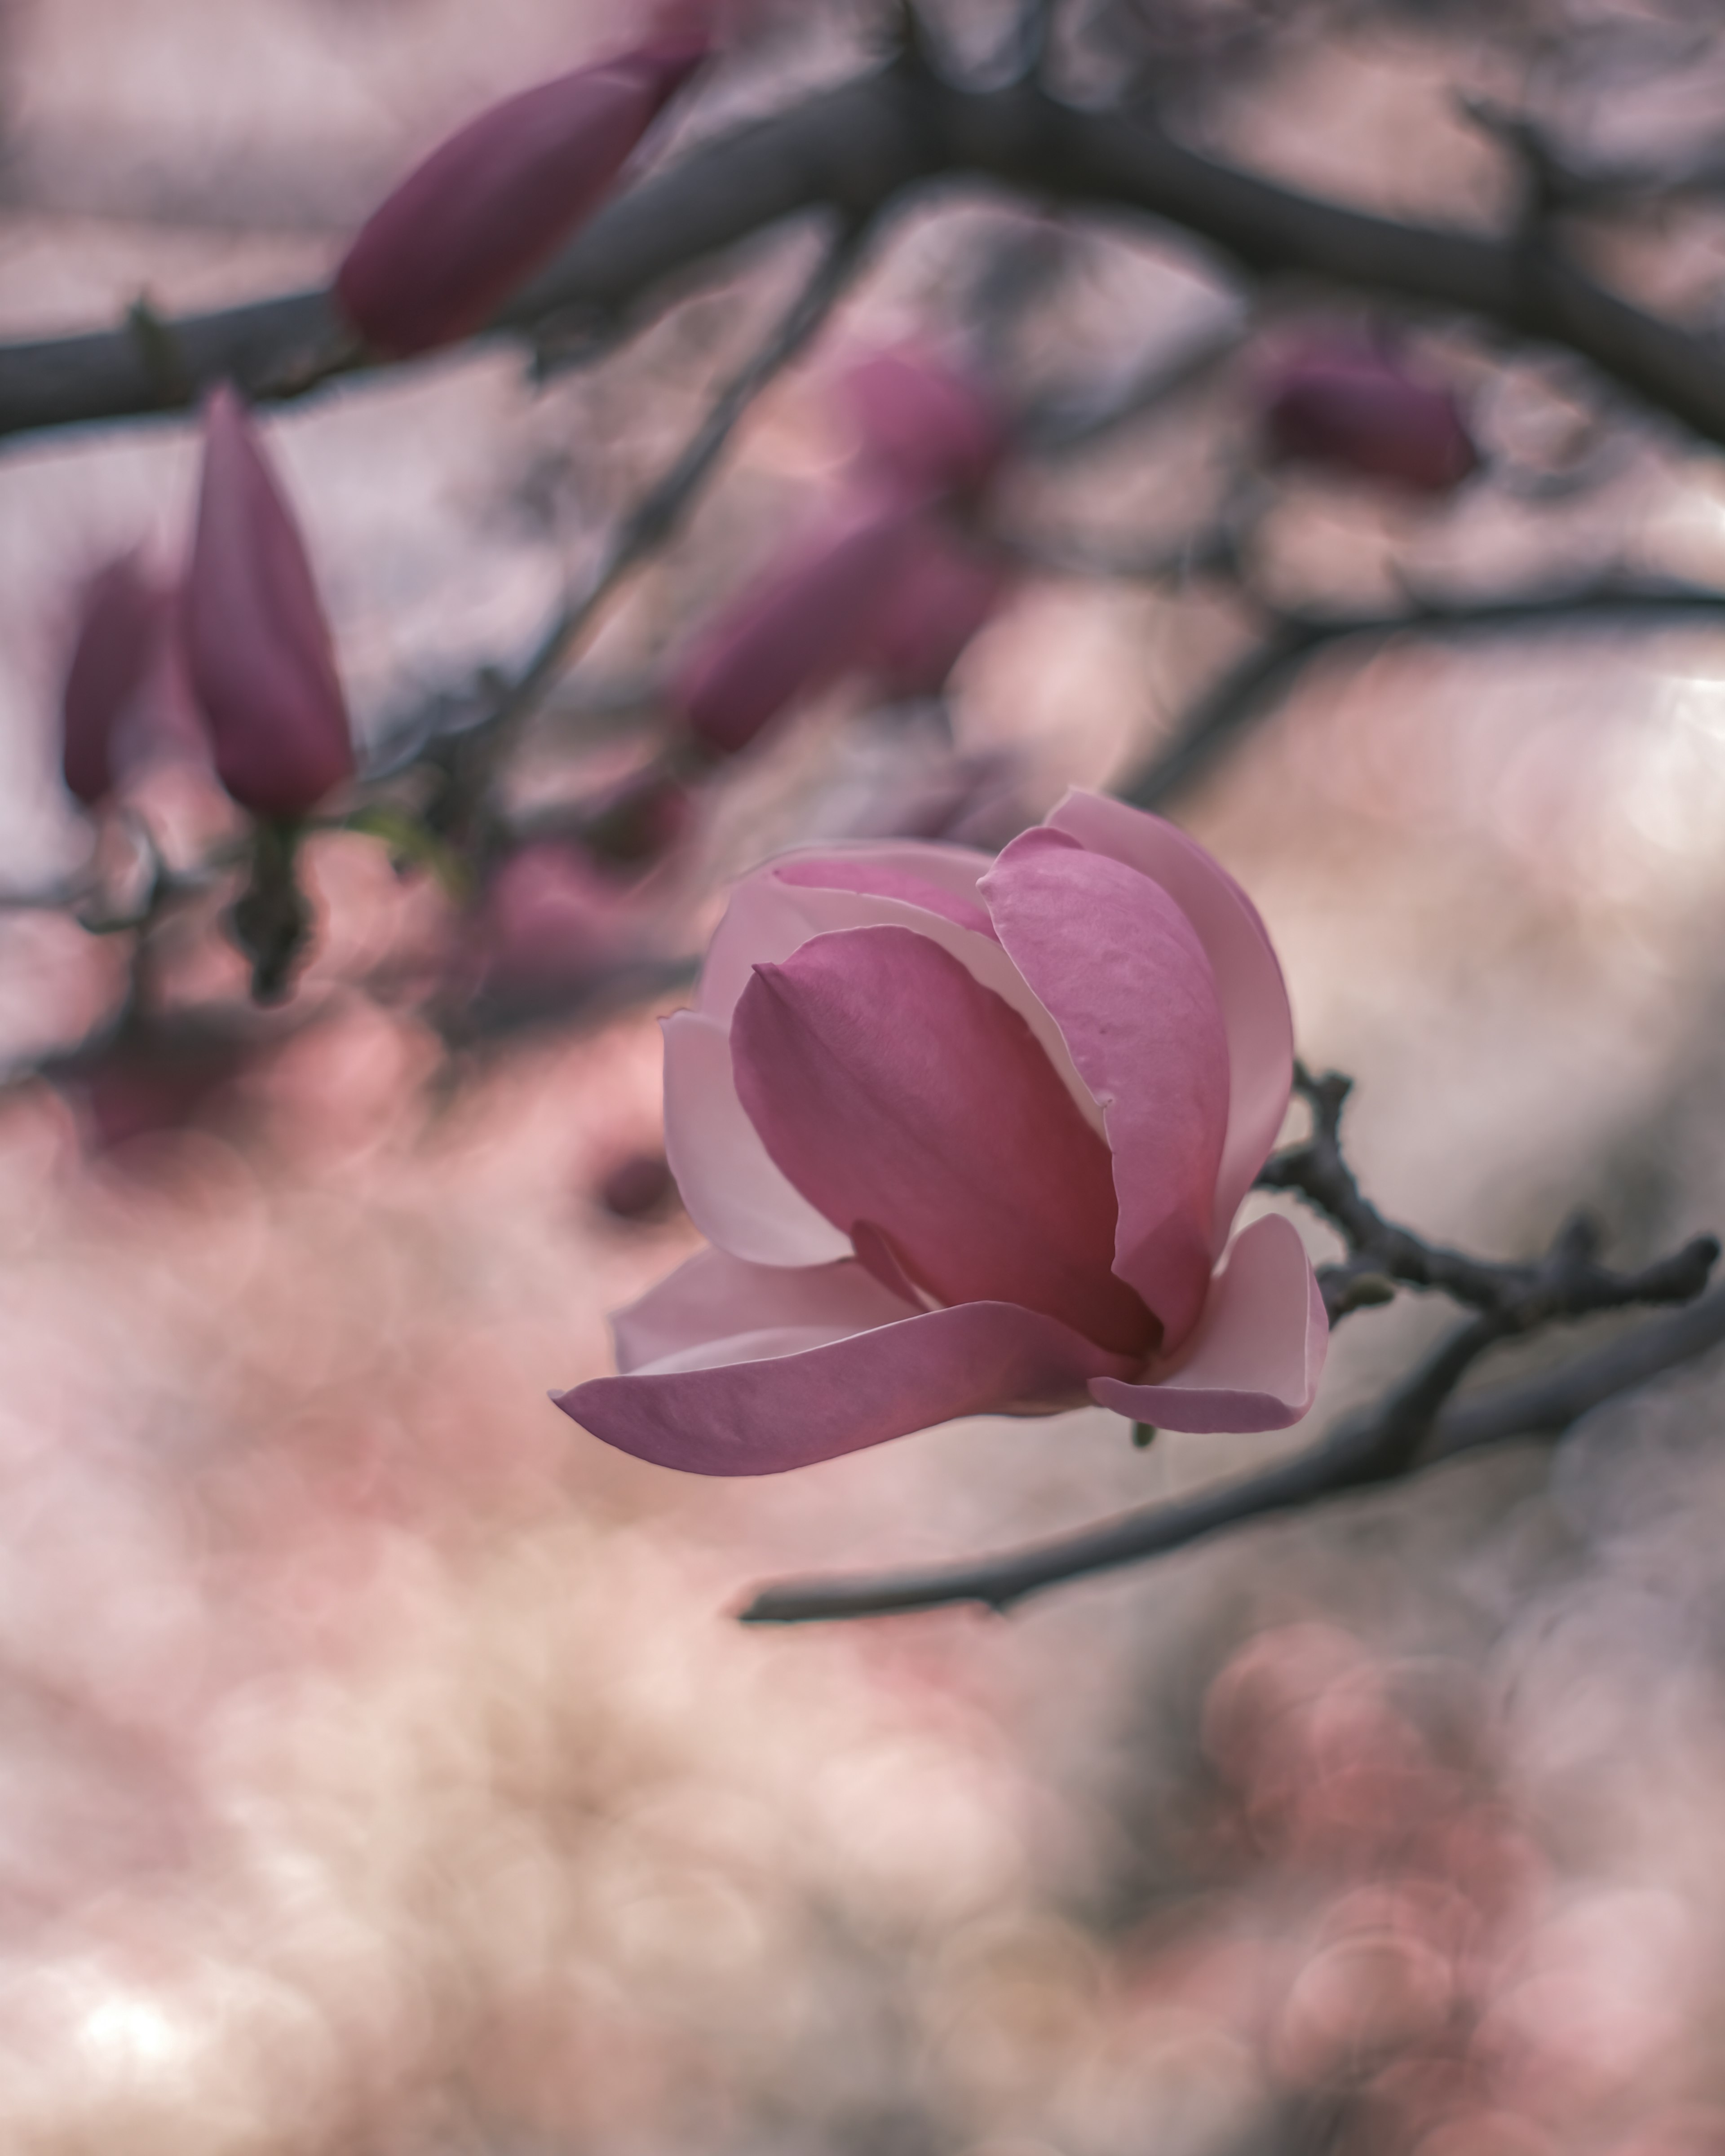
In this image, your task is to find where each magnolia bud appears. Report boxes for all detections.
[335,40,708,360]
[838,345,1007,499]
[864,522,1008,697]
[59,554,171,807]
[670,492,921,757]
[182,386,354,820]
[1261,339,1478,494]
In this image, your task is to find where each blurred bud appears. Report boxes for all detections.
[183,386,354,821]
[863,521,1009,697]
[50,1010,261,1156]
[458,840,652,1025]
[579,765,694,870]
[334,38,709,360]
[669,491,922,757]
[1261,338,1478,494]
[59,554,172,807]
[838,345,1008,499]
[596,1150,681,1221]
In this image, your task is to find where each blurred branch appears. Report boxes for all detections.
[1123,575,1725,811]
[12,70,1725,457]
[739,1075,1720,1624]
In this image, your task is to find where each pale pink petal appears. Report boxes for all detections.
[732,926,1157,1356]
[613,1247,914,1372]
[694,866,1102,1131]
[1088,1212,1327,1434]
[662,1010,852,1267]
[559,1299,1135,1475]
[773,850,994,936]
[1047,790,1293,1238]
[982,829,1230,1348]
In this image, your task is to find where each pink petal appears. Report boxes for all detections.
[663,1010,852,1267]
[773,847,995,936]
[183,388,353,819]
[60,554,169,807]
[694,863,1098,1127]
[731,926,1158,1356]
[1046,790,1293,1240]
[613,1246,914,1371]
[982,829,1230,1348]
[335,42,706,359]
[1089,1212,1327,1434]
[559,1299,1133,1475]
[839,345,1007,498]
[862,521,1008,696]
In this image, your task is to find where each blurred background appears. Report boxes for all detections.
[7,0,1725,2150]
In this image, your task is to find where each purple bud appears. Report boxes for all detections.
[335,40,708,361]
[838,345,1008,499]
[59,554,171,807]
[182,386,354,821]
[863,521,1008,696]
[670,492,923,757]
[1261,339,1478,494]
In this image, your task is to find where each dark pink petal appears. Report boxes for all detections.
[731,925,1158,1356]
[664,1010,853,1268]
[60,555,169,807]
[982,829,1230,1349]
[613,1246,914,1371]
[1089,1213,1328,1433]
[560,1298,1133,1475]
[182,387,354,820]
[1046,791,1293,1240]
[335,41,707,359]
[839,346,1007,498]
[670,494,920,756]
[773,851,995,937]
[1261,340,1477,495]
[862,520,1008,697]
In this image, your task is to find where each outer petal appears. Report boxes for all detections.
[732,926,1156,1355]
[613,1246,913,1373]
[1046,790,1293,1241]
[982,829,1230,1349]
[558,1299,1136,1476]
[663,1011,852,1267]
[1088,1212,1327,1434]
[773,847,994,937]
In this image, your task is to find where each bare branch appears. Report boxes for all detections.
[1123,576,1725,812]
[10,71,1725,460]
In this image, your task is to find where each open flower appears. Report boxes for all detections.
[558,791,1327,1474]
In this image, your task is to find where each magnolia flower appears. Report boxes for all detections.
[838,344,1007,498]
[559,792,1327,1474]
[59,553,172,807]
[1261,338,1477,494]
[182,387,354,820]
[334,36,708,360]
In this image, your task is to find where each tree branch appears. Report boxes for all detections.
[10,70,1725,456]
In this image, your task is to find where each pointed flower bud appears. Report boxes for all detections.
[334,39,708,360]
[59,553,171,807]
[838,345,1008,499]
[862,522,1008,697]
[1261,338,1478,494]
[182,386,354,820]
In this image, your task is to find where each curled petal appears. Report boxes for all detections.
[731,926,1157,1355]
[772,845,995,937]
[336,41,706,359]
[663,1010,852,1268]
[183,387,353,819]
[1046,790,1293,1238]
[559,1299,1135,1476]
[1089,1212,1328,1434]
[613,1246,914,1372]
[983,829,1230,1346]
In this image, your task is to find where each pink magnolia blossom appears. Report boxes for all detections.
[334,37,708,360]
[182,387,354,820]
[862,522,1008,698]
[558,792,1328,1474]
[59,554,172,806]
[1261,339,1478,494]
[838,345,1008,499]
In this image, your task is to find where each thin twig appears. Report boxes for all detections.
[1123,576,1725,812]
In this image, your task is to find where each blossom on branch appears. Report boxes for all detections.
[837,344,1008,499]
[59,553,172,808]
[1260,337,1478,494]
[181,386,354,821]
[333,35,709,360]
[558,792,1328,1474]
